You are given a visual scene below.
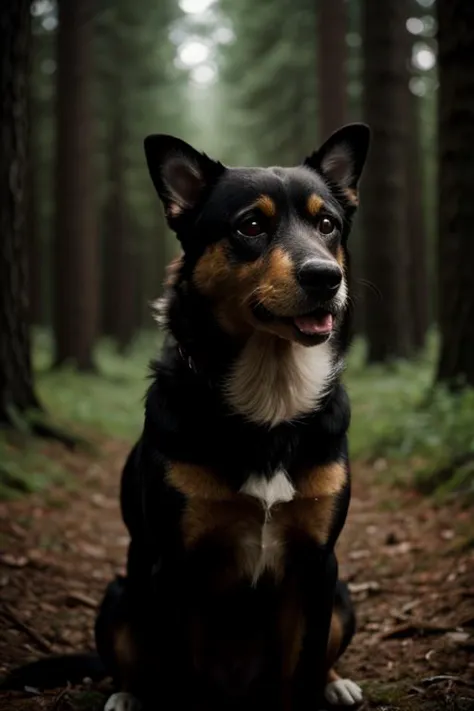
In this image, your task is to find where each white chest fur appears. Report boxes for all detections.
[239,470,295,585]
[225,333,339,427]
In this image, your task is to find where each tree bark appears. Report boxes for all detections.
[317,0,347,141]
[436,0,474,387]
[362,0,411,363]
[53,0,98,370]
[26,69,42,326]
[406,90,429,353]
[101,19,136,353]
[0,0,42,424]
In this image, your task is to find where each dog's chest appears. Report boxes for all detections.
[179,463,335,586]
[237,470,295,585]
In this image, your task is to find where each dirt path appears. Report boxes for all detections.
[0,439,473,710]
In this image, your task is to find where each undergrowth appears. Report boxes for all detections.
[0,331,159,500]
[2,329,474,500]
[34,329,159,440]
[346,334,474,498]
[0,435,68,501]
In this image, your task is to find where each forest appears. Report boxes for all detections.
[0,0,474,710]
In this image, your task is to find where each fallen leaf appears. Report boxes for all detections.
[446,631,470,643]
[0,553,29,568]
[348,581,381,594]
[348,549,371,560]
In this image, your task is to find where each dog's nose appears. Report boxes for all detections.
[297,260,342,297]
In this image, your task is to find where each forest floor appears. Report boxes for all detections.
[0,435,473,711]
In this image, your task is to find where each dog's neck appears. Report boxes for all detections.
[225,332,342,427]
[156,284,344,428]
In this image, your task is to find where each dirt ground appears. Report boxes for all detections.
[0,438,473,711]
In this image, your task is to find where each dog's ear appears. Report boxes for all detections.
[304,123,370,202]
[144,134,225,225]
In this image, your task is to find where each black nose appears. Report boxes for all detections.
[297,260,342,297]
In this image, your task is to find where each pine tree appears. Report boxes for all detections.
[53,0,98,370]
[362,0,411,363]
[436,0,474,386]
[0,0,42,425]
[317,0,347,140]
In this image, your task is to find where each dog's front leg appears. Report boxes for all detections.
[292,548,338,711]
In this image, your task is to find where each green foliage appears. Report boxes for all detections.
[0,436,68,501]
[217,0,319,166]
[34,330,160,440]
[347,334,474,498]
[0,329,160,500]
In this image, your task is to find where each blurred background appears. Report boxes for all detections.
[2,3,474,706]
[1,0,474,498]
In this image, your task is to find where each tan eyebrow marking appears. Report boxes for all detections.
[307,194,324,216]
[255,194,276,217]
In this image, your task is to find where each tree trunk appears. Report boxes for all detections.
[101,25,136,353]
[26,70,42,326]
[436,0,474,387]
[0,0,42,424]
[53,0,98,370]
[406,90,429,353]
[317,0,347,140]
[362,0,411,363]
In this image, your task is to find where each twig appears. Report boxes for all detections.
[380,621,451,640]
[421,675,474,689]
[1,604,53,653]
[52,685,71,710]
[65,591,97,609]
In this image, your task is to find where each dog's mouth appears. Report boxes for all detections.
[292,310,333,337]
[252,303,336,343]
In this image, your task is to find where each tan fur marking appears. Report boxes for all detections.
[167,461,233,501]
[182,499,275,589]
[151,253,184,327]
[255,194,276,217]
[192,241,266,336]
[326,611,344,670]
[345,187,359,206]
[336,245,345,270]
[265,482,339,546]
[112,624,141,692]
[193,242,233,297]
[164,253,183,287]
[255,247,299,314]
[279,575,305,679]
[327,666,341,684]
[298,461,347,499]
[307,193,324,216]
[114,625,136,668]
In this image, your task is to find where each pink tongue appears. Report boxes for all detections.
[294,312,333,335]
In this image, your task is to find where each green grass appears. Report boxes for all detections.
[0,331,160,500]
[345,336,435,461]
[346,334,474,498]
[0,435,70,500]
[34,329,160,440]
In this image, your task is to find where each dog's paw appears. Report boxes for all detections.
[324,678,363,706]
[104,692,142,711]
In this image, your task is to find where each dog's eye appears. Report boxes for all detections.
[318,216,336,236]
[236,216,266,238]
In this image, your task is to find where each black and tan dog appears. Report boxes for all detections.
[2,124,370,711]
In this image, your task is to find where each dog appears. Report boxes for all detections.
[2,123,370,711]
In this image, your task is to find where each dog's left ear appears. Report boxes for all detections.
[304,123,370,202]
[144,134,225,225]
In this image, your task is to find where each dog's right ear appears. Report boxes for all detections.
[144,135,225,226]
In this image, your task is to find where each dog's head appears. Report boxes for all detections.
[145,124,369,347]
